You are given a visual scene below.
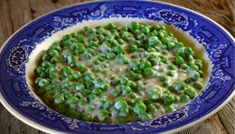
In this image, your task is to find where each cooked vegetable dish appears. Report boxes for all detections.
[35,22,205,123]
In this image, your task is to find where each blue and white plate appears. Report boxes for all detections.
[0,1,234,134]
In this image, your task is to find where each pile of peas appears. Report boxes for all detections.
[35,22,205,123]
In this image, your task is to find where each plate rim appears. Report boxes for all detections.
[0,0,234,134]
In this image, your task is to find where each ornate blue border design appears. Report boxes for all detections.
[0,1,234,133]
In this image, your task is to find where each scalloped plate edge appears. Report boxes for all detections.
[0,1,234,134]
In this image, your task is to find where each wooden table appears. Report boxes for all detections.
[0,0,234,133]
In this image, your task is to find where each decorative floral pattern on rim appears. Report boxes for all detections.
[0,1,234,133]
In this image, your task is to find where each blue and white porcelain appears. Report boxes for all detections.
[0,1,234,134]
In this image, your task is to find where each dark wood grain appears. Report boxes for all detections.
[0,0,234,134]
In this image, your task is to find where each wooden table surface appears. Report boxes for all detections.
[0,0,234,134]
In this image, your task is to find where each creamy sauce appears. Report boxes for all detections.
[26,20,212,123]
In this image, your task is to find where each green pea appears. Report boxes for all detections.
[167,42,175,50]
[116,54,128,64]
[161,36,170,45]
[147,89,161,100]
[92,59,100,65]
[122,86,132,96]
[130,92,140,99]
[157,31,166,38]
[75,43,85,54]
[84,26,94,34]
[113,45,124,54]
[142,26,150,33]
[193,81,203,90]
[136,81,144,91]
[188,55,194,60]
[72,71,81,80]
[119,77,129,85]
[195,60,203,69]
[167,70,175,76]
[92,88,102,96]
[148,36,160,46]
[129,45,138,52]
[98,96,107,105]
[181,63,188,70]
[139,51,148,59]
[125,70,135,78]
[98,55,105,62]
[164,94,175,105]
[75,83,85,91]
[176,55,184,65]
[48,49,59,57]
[130,22,140,31]
[147,47,155,52]
[84,53,92,60]
[140,113,153,120]
[67,109,81,119]
[62,40,72,47]
[44,84,55,92]
[93,116,100,122]
[147,104,157,113]
[96,26,105,34]
[139,61,152,70]
[144,67,155,77]
[198,70,204,77]
[79,98,87,105]
[156,25,166,31]
[168,64,175,70]
[54,94,65,104]
[67,96,79,106]
[189,70,200,81]
[114,98,128,110]
[102,101,113,109]
[88,94,97,101]
[75,34,85,43]
[172,81,186,93]
[115,117,125,123]
[86,104,95,113]
[184,47,194,56]
[63,66,72,76]
[184,88,197,99]
[81,89,92,96]
[119,108,129,117]
[51,42,61,51]
[42,61,51,68]
[149,57,159,65]
[111,107,119,117]
[158,75,168,82]
[133,100,146,115]
[38,78,48,88]
[51,78,60,86]
[133,73,142,80]
[99,109,109,118]
[36,66,46,76]
[129,61,139,70]
[165,104,175,113]
[82,114,92,121]
[190,64,199,71]
[180,94,191,102]
[126,98,135,105]
[176,48,185,57]
[106,52,116,60]
[111,77,119,86]
[162,81,170,87]
[93,78,105,88]
[184,78,192,83]
[99,43,110,53]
